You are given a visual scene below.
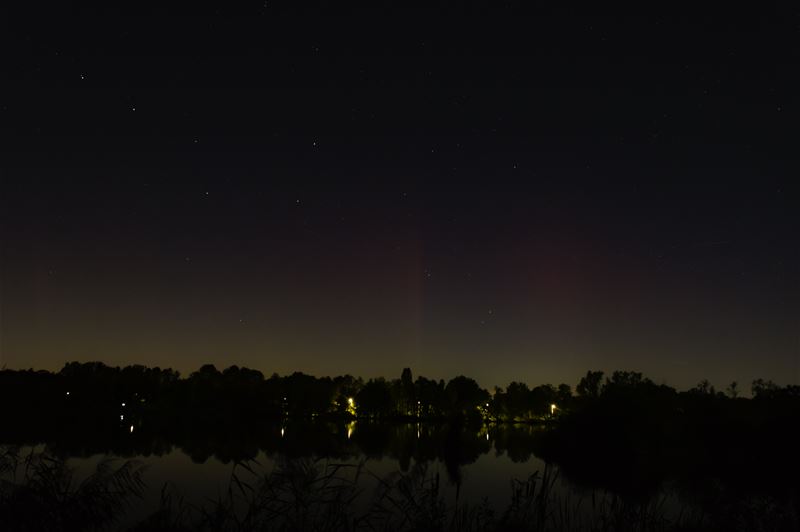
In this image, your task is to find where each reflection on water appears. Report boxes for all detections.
[16,420,546,473]
[3,423,556,529]
[2,421,798,531]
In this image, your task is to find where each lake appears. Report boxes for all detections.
[4,421,712,531]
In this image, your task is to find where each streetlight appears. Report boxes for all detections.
[550,403,557,415]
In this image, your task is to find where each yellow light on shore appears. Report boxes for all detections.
[550,403,557,415]
[347,397,354,406]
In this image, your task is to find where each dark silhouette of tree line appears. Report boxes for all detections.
[1,363,797,431]
[535,370,800,502]
[0,364,498,431]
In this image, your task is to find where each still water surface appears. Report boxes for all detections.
[11,421,685,528]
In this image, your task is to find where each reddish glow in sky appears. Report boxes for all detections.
[2,8,797,389]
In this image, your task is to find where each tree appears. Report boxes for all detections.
[415,376,445,417]
[400,367,415,415]
[752,378,779,398]
[556,383,572,406]
[190,364,221,382]
[333,374,362,415]
[356,379,393,418]
[576,370,604,399]
[444,376,489,417]
[607,371,650,388]
[530,384,557,416]
[691,379,715,395]
[504,382,531,419]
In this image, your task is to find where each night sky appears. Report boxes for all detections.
[2,6,798,389]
